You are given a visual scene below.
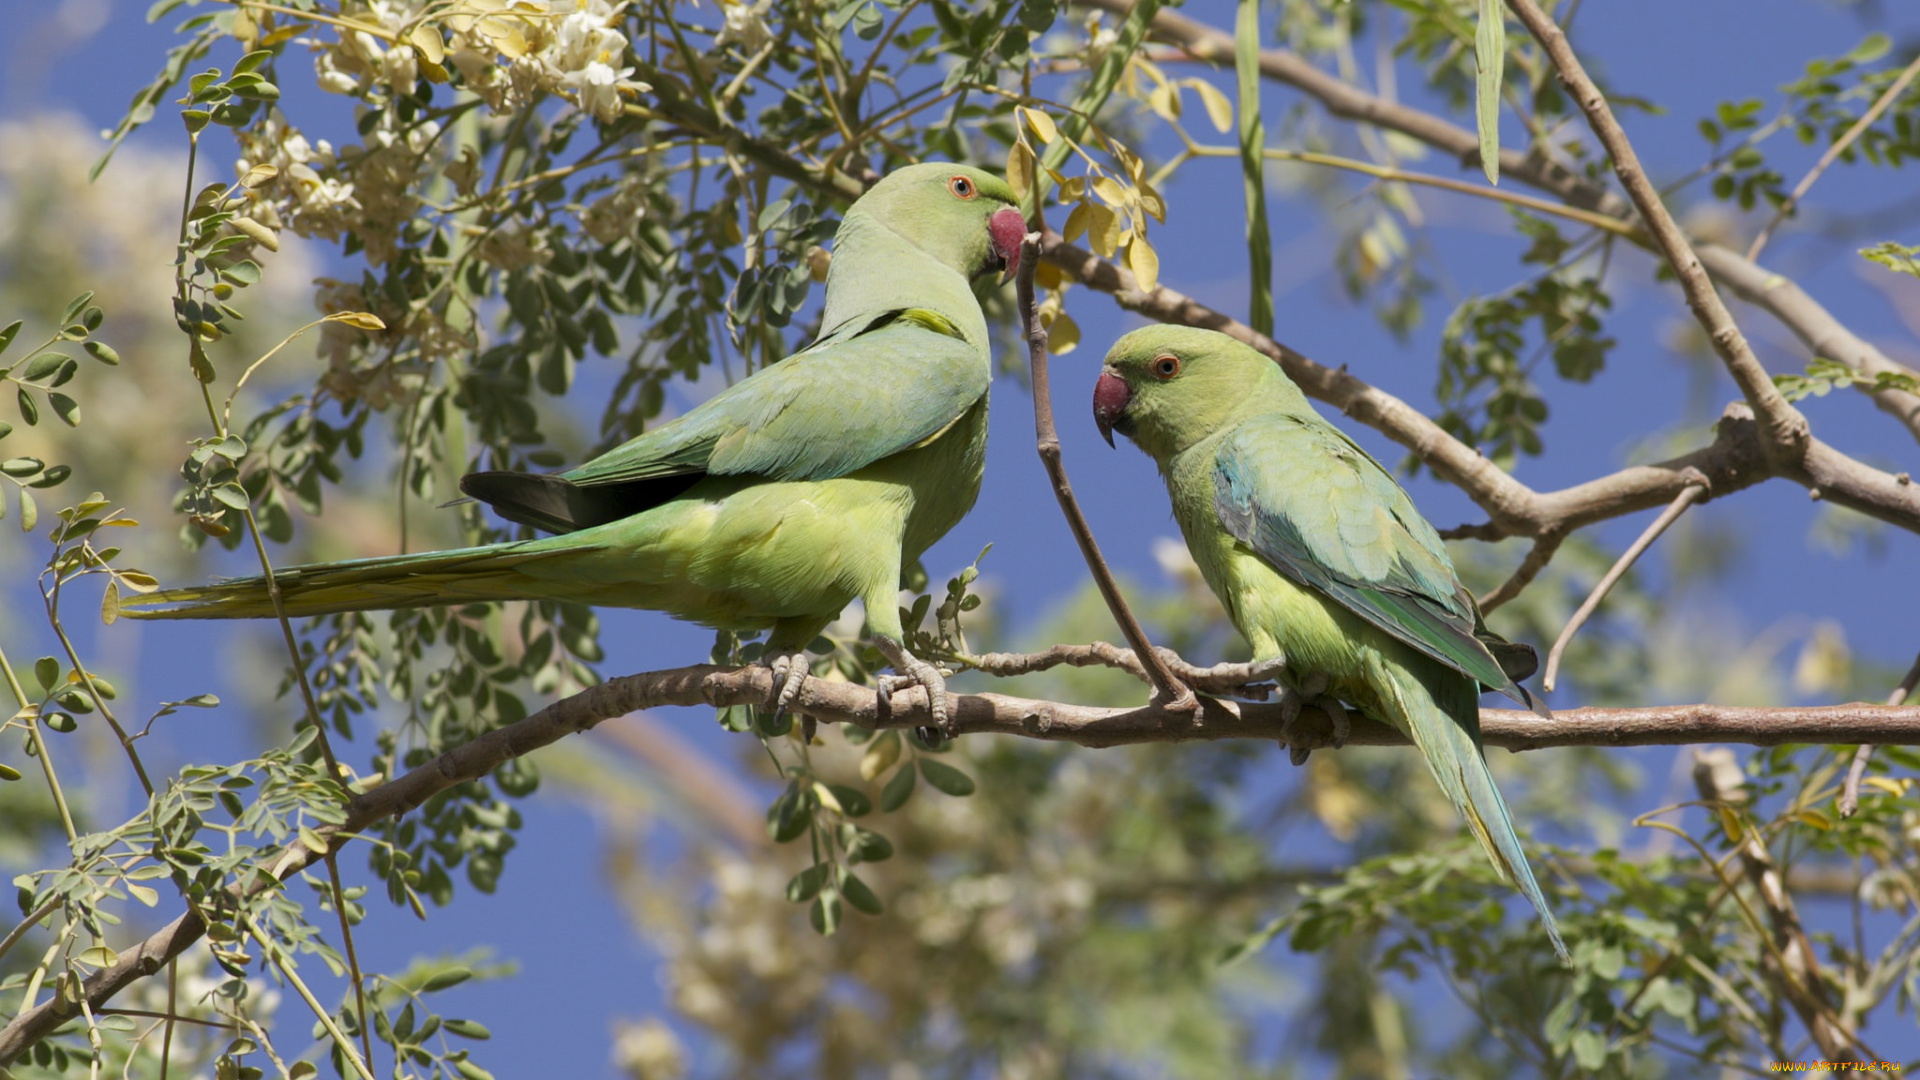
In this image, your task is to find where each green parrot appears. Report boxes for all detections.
[128,162,1029,729]
[1093,325,1566,959]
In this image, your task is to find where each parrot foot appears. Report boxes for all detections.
[1276,672,1332,765]
[1317,695,1351,750]
[763,650,814,741]
[872,637,951,740]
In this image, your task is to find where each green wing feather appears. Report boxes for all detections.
[1210,414,1537,709]
[563,309,984,487]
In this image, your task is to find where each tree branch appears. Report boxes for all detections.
[1505,0,1806,458]
[8,660,1920,1062]
[1071,0,1920,445]
[1476,531,1563,613]
[1838,649,1920,818]
[1692,749,1862,1062]
[1543,477,1707,691]
[1017,230,1194,711]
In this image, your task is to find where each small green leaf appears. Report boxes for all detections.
[785,864,830,903]
[919,758,975,797]
[126,883,159,906]
[211,483,250,510]
[1473,0,1506,185]
[839,871,883,915]
[423,967,473,992]
[84,341,119,365]
[17,488,35,532]
[879,757,916,811]
[0,320,20,357]
[809,890,842,935]
[33,657,59,691]
[0,763,20,781]
[444,1019,491,1040]
[48,394,79,427]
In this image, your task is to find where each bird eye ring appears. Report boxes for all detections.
[948,176,976,199]
[1152,355,1181,380]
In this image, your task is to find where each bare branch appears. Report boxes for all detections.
[1692,749,1862,1062]
[1839,649,1920,818]
[965,641,1285,698]
[1044,233,1920,536]
[1477,532,1563,613]
[1748,49,1920,262]
[1070,0,1920,443]
[1017,230,1194,712]
[8,658,1920,1063]
[1506,0,1806,458]
[1543,478,1707,691]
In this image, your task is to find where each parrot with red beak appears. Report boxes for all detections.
[1094,325,1566,961]
[130,162,1027,731]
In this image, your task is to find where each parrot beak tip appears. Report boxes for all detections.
[1092,370,1130,448]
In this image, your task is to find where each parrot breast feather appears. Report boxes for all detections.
[1210,415,1521,699]
[562,310,986,488]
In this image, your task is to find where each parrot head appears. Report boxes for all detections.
[1095,325,1302,461]
[853,161,1025,282]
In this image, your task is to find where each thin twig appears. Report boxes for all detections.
[1505,0,1809,459]
[10,655,1920,1062]
[1692,749,1864,1062]
[1838,649,1920,817]
[1016,230,1195,712]
[1477,531,1564,613]
[1543,478,1707,692]
[1747,49,1920,262]
[963,641,1285,697]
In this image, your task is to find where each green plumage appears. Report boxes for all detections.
[1097,325,1566,961]
[129,163,1020,679]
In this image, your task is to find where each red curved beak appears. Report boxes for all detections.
[1093,370,1131,447]
[988,207,1027,283]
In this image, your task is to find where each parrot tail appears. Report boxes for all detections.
[1378,659,1570,963]
[121,542,574,621]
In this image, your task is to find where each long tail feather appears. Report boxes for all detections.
[122,543,572,620]
[1378,659,1569,962]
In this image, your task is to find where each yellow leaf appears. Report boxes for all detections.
[1033,259,1064,291]
[1716,805,1743,842]
[299,825,330,854]
[1864,776,1907,797]
[858,732,900,781]
[1127,236,1160,292]
[326,311,388,331]
[1795,809,1832,831]
[1017,106,1058,145]
[806,245,831,283]
[1006,142,1035,204]
[1085,203,1120,258]
[100,581,120,626]
[1059,176,1085,203]
[127,883,159,907]
[1091,174,1126,207]
[1136,178,1167,223]
[408,22,446,64]
[117,570,160,593]
[811,782,843,815]
[240,164,278,189]
[1147,82,1180,122]
[1189,78,1233,133]
[231,7,256,42]
[1046,310,1080,355]
[229,216,279,251]
[1061,201,1090,245]
[77,945,117,968]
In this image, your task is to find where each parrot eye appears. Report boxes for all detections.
[1151,355,1182,380]
[948,176,977,200]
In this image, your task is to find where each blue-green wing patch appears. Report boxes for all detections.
[1211,415,1529,703]
[563,309,985,487]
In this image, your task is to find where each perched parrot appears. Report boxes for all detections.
[128,162,1029,728]
[1092,325,1566,959]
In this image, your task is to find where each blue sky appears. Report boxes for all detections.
[6,0,1920,1074]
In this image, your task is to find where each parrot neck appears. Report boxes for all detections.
[819,210,992,352]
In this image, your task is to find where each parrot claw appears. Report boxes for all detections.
[1275,685,1308,764]
[763,650,812,738]
[1319,696,1351,749]
[872,637,951,736]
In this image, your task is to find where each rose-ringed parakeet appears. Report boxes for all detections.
[1093,325,1566,960]
[128,162,1028,729]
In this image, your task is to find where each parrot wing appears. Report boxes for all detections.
[569,309,984,485]
[1210,414,1537,708]
[463,309,986,532]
